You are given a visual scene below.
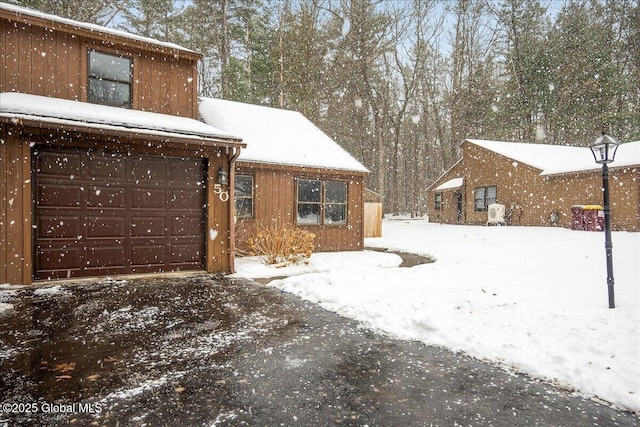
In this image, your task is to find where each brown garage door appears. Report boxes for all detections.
[33,147,206,280]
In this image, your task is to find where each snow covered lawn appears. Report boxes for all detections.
[233,220,639,413]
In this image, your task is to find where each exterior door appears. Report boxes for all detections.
[33,147,206,280]
[455,191,463,223]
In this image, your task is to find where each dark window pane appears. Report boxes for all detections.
[235,198,253,218]
[325,181,347,203]
[486,186,497,205]
[474,187,485,211]
[435,193,442,211]
[325,204,346,224]
[297,203,320,224]
[235,175,253,197]
[298,179,321,202]
[89,51,132,82]
[88,79,131,107]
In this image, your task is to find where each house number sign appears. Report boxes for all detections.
[214,184,229,202]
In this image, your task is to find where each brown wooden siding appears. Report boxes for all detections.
[1,14,199,118]
[236,162,365,253]
[428,141,640,231]
[0,127,32,284]
[544,168,639,231]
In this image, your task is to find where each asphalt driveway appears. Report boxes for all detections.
[0,273,638,426]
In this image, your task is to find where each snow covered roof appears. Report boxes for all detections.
[435,177,463,191]
[1,93,241,144]
[466,139,640,176]
[0,2,195,55]
[198,98,369,173]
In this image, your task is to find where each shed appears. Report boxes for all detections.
[198,98,369,252]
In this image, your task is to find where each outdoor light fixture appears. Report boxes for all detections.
[589,134,620,309]
[217,166,229,186]
[589,134,620,164]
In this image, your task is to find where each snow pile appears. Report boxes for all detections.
[234,221,639,412]
[0,302,13,314]
[33,285,71,297]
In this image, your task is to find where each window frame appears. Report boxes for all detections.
[234,174,254,219]
[87,49,133,108]
[474,185,497,211]
[296,178,348,226]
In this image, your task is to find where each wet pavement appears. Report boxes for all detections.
[0,273,638,426]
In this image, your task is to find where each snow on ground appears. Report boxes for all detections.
[233,220,640,413]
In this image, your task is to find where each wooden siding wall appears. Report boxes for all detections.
[428,160,466,224]
[461,143,546,225]
[428,142,640,231]
[544,168,639,231]
[364,203,382,238]
[0,127,32,284]
[236,163,365,252]
[1,16,199,118]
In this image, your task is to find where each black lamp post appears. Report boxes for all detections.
[588,134,620,309]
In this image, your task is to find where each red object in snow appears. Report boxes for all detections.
[571,205,604,231]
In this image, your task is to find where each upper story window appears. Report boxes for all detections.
[235,175,254,219]
[297,179,347,225]
[88,50,133,108]
[474,185,497,211]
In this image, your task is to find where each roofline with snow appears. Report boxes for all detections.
[236,159,368,176]
[0,2,201,61]
[426,158,463,191]
[1,114,245,149]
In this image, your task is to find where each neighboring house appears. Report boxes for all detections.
[199,98,369,252]
[427,139,640,231]
[0,3,244,285]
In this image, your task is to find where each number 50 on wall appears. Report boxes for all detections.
[213,184,229,202]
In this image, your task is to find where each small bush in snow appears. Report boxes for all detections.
[247,222,315,266]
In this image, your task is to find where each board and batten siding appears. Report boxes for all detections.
[0,11,200,118]
[0,128,32,285]
[236,162,365,252]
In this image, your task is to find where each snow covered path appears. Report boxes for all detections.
[234,220,640,413]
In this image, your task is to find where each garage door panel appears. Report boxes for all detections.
[34,148,205,279]
[88,187,126,208]
[131,217,166,237]
[170,243,203,264]
[89,155,126,179]
[86,216,126,239]
[168,189,203,210]
[131,188,166,209]
[37,215,79,239]
[36,245,82,271]
[168,158,204,184]
[37,183,83,207]
[131,245,165,266]
[86,246,126,267]
[171,215,204,237]
[130,157,166,182]
[37,151,82,177]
